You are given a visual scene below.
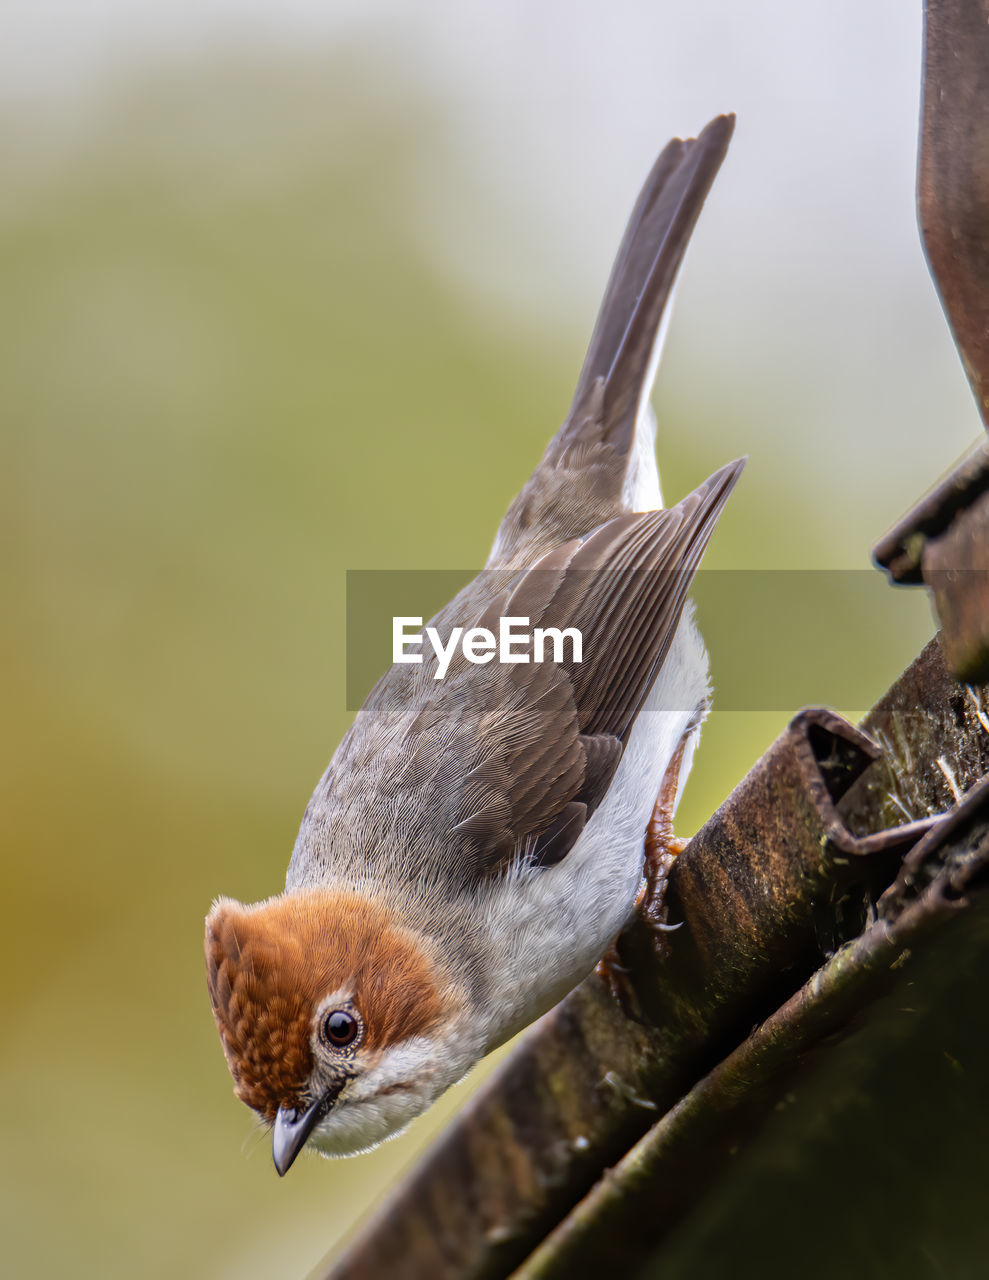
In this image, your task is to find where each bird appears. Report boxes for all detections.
[205,113,743,1176]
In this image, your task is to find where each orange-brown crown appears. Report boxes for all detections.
[204,890,446,1122]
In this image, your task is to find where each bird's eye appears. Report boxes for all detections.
[321,1008,360,1049]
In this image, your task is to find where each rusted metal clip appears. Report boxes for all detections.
[783,707,935,859]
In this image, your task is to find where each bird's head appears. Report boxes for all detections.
[204,889,472,1172]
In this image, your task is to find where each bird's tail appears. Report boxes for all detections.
[555,114,734,474]
[487,115,735,570]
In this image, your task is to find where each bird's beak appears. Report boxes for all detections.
[272,1094,332,1176]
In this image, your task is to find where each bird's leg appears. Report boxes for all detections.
[597,734,691,1007]
[639,734,690,938]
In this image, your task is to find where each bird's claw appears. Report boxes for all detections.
[638,736,690,956]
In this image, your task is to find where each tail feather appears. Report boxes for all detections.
[558,114,735,474]
[486,114,735,571]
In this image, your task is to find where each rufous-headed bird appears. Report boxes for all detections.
[206,114,743,1175]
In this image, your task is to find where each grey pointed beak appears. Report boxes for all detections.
[272,1097,328,1177]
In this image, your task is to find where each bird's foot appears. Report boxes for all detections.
[598,735,692,1009]
[638,736,690,953]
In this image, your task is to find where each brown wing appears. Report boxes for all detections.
[447,459,744,873]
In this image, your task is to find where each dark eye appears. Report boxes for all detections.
[321,1009,360,1048]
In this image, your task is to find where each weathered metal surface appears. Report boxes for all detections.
[318,640,987,1280]
[918,0,989,429]
[513,786,989,1280]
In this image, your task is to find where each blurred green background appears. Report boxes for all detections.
[0,3,980,1277]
